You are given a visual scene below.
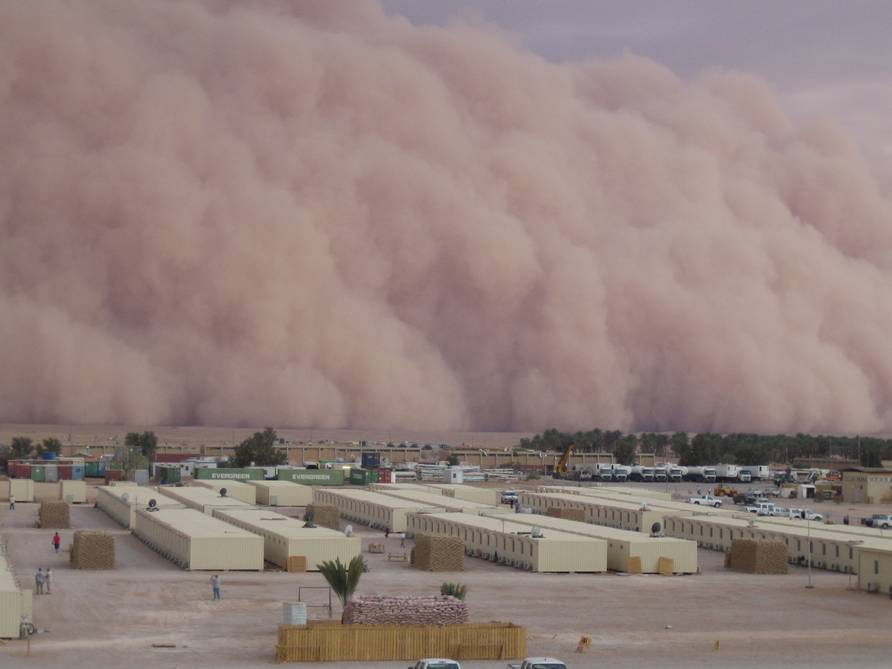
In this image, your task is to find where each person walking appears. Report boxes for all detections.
[8,495,14,510]
[210,574,221,601]
[52,532,61,554]
[45,568,53,594]
[35,568,45,595]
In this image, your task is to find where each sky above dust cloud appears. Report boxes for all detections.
[2,0,892,434]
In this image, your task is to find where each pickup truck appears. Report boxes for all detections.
[501,490,518,504]
[687,494,723,508]
[409,659,461,669]
[862,514,892,529]
[508,658,568,669]
[745,501,781,515]
[787,509,823,521]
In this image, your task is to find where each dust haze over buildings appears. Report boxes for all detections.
[2,0,892,434]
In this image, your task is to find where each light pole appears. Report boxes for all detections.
[805,515,814,589]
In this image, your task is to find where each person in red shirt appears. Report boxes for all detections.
[52,532,61,553]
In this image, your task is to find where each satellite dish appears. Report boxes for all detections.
[650,522,662,536]
[344,525,354,537]
[148,498,157,508]
[219,487,228,498]
[531,526,543,538]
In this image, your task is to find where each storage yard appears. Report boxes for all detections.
[2,473,892,668]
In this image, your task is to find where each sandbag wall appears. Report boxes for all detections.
[725,539,788,574]
[71,531,115,569]
[39,500,70,528]
[342,595,468,625]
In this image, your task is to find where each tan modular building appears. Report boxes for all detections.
[0,556,32,639]
[541,485,673,502]
[58,479,87,504]
[5,478,34,502]
[754,514,892,540]
[425,484,502,506]
[519,491,668,533]
[248,480,313,506]
[857,546,892,594]
[212,508,360,570]
[376,488,497,515]
[132,507,264,571]
[842,468,892,504]
[406,511,607,573]
[556,487,737,519]
[313,488,444,532]
[96,486,183,528]
[483,511,698,574]
[160,485,256,515]
[369,483,432,493]
[193,479,257,505]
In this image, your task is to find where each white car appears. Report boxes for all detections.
[410,660,461,669]
[788,509,823,521]
[508,658,568,669]
[688,494,723,508]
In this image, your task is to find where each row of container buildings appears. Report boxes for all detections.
[0,555,32,639]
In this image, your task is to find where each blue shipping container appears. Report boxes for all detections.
[72,465,85,480]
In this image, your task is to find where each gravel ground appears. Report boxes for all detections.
[2,494,892,669]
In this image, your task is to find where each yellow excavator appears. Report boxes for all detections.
[553,443,576,479]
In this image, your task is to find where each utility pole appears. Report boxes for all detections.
[805,515,815,589]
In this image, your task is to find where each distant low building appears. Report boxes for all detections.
[842,468,892,504]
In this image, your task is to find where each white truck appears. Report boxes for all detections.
[745,501,785,516]
[668,466,685,482]
[739,465,770,481]
[596,463,614,481]
[714,464,741,482]
[688,494,723,507]
[787,508,823,521]
[685,466,717,483]
[410,660,461,669]
[508,658,568,669]
[611,464,631,482]
[653,465,669,482]
[630,465,654,482]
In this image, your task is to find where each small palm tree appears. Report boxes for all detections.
[317,556,365,622]
[440,582,468,600]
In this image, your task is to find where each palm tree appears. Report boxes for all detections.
[317,556,364,622]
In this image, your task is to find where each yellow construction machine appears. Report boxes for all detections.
[554,443,576,479]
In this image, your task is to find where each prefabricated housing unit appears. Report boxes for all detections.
[484,511,698,574]
[248,480,313,506]
[540,485,673,502]
[193,479,257,504]
[212,508,360,570]
[425,484,502,506]
[519,491,667,533]
[96,486,183,528]
[5,478,34,502]
[160,485,256,515]
[376,488,497,515]
[369,483,433,494]
[312,488,444,532]
[0,556,32,639]
[857,545,892,594]
[58,479,87,504]
[406,512,608,573]
[132,507,264,571]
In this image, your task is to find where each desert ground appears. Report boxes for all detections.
[2,482,892,669]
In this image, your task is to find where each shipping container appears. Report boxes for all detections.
[212,508,361,570]
[157,464,182,485]
[72,465,85,480]
[520,491,668,533]
[195,467,264,481]
[483,511,698,573]
[58,464,73,480]
[361,452,381,469]
[30,465,45,482]
[248,480,313,506]
[132,507,264,571]
[277,468,345,486]
[312,488,444,532]
[44,464,58,483]
[160,485,256,515]
[376,468,392,484]
[349,468,380,486]
[96,486,183,529]
[376,488,496,515]
[5,478,35,502]
[407,512,608,573]
[40,451,58,461]
[0,556,32,639]
[58,480,87,504]
[194,479,257,504]
[84,461,101,478]
[104,469,124,483]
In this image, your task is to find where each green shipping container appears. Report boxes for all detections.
[158,465,181,484]
[277,468,345,486]
[85,461,100,477]
[195,467,264,481]
[31,465,46,482]
[350,468,380,485]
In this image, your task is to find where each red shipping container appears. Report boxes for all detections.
[104,469,123,483]
[19,463,31,480]
[377,468,392,484]
[152,452,197,463]
[59,464,73,480]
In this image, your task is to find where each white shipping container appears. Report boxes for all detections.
[407,512,608,573]
[212,508,360,570]
[133,507,264,571]
[96,486,184,529]
[193,479,257,505]
[5,478,35,502]
[248,480,314,506]
[160,485,256,514]
[58,480,87,504]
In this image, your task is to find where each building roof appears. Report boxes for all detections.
[841,467,892,474]
[377,489,495,511]
[135,507,260,539]
[98,485,182,507]
[482,511,686,545]
[246,480,310,488]
[161,485,254,508]
[320,488,445,509]
[212,508,352,539]
[416,511,606,544]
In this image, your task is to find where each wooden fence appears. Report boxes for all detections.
[275,622,527,662]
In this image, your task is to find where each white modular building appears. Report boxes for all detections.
[248,480,313,506]
[95,486,184,528]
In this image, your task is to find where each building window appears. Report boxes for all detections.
[875,560,879,575]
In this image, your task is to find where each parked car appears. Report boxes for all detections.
[508,658,568,669]
[501,490,519,504]
[787,509,823,521]
[862,514,892,529]
[410,659,461,669]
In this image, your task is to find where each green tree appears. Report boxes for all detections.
[446,453,460,466]
[670,432,689,461]
[317,556,365,622]
[37,437,63,456]
[125,431,158,459]
[861,445,883,468]
[232,427,286,468]
[612,435,637,465]
[10,436,34,459]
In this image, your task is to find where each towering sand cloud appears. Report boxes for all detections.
[2,1,892,432]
